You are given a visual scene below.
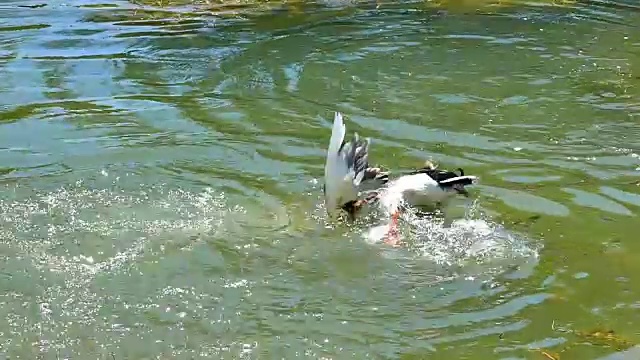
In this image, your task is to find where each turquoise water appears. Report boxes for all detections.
[1,0,640,358]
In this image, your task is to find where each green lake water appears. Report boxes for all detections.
[1,0,640,358]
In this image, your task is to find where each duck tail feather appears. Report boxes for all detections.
[437,175,478,187]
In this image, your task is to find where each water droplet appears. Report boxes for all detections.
[574,272,589,279]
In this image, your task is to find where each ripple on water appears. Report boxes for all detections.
[599,186,640,208]
[349,204,542,358]
[478,185,571,217]
[3,0,640,357]
[562,187,634,216]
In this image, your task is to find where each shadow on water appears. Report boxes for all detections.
[1,0,640,358]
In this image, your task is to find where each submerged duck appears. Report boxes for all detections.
[323,111,389,220]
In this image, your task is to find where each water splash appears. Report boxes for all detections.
[362,202,539,271]
[0,180,239,356]
[410,216,538,266]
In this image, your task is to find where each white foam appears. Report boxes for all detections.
[362,206,539,269]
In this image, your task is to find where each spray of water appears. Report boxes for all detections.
[0,180,238,356]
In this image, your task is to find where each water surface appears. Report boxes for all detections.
[1,0,640,358]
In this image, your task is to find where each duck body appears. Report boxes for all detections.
[381,173,450,211]
[368,161,479,246]
[376,162,478,216]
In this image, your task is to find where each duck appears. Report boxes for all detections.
[372,160,479,245]
[378,160,477,212]
[323,111,389,220]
